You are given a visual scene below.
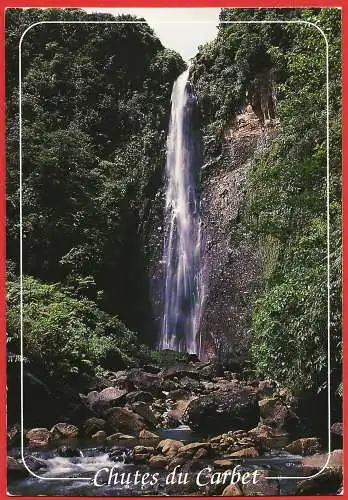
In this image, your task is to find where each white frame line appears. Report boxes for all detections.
[18,18,330,483]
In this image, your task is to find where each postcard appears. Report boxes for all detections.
[3,2,345,497]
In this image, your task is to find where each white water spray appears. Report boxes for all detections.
[160,69,203,355]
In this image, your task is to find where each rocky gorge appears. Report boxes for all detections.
[198,104,277,357]
[148,88,278,358]
[7,358,343,496]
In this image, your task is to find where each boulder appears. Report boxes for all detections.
[209,431,249,455]
[164,472,199,495]
[7,455,46,479]
[165,410,181,428]
[249,423,290,449]
[81,390,99,408]
[133,454,150,464]
[212,380,240,393]
[106,407,147,435]
[84,375,111,392]
[131,402,157,426]
[26,428,50,448]
[100,346,130,370]
[259,397,299,432]
[285,437,321,456]
[23,455,47,473]
[90,387,127,414]
[126,391,153,404]
[139,429,160,442]
[177,442,210,455]
[167,455,186,471]
[108,370,129,387]
[125,369,161,393]
[82,417,106,437]
[331,422,343,436]
[61,395,94,424]
[91,430,107,443]
[182,458,207,473]
[182,386,259,433]
[204,381,217,391]
[134,445,154,455]
[50,423,79,441]
[228,446,259,458]
[168,398,191,423]
[194,447,209,459]
[157,438,183,457]
[148,454,169,469]
[160,379,179,392]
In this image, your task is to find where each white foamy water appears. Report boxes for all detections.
[160,69,203,355]
[43,453,116,476]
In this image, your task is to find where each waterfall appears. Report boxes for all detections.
[159,69,203,355]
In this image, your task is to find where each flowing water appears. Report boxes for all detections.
[160,69,203,355]
[8,444,303,496]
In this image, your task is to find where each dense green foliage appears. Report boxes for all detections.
[6,8,186,386]
[246,10,341,394]
[7,267,192,380]
[6,8,185,341]
[192,8,341,393]
[191,8,297,138]
[7,268,136,378]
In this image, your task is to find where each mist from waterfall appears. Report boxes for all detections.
[159,69,203,355]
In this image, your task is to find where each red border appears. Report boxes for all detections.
[0,0,344,5]
[0,1,346,499]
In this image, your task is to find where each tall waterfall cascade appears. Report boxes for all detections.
[159,69,203,355]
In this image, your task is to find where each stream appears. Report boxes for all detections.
[8,427,304,496]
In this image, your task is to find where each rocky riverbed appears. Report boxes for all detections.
[7,359,343,496]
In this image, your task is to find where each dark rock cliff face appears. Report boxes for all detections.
[147,107,278,355]
[146,86,279,356]
[198,107,278,358]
